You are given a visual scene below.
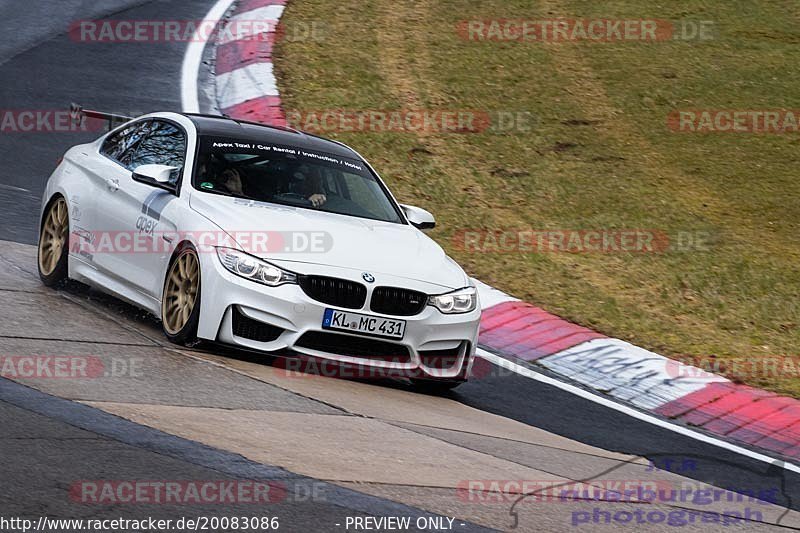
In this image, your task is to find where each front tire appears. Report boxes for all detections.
[37,197,69,287]
[161,246,201,345]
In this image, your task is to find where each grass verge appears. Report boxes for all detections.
[275,0,800,396]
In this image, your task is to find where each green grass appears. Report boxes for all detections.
[274,0,800,396]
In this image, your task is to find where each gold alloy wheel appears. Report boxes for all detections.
[162,251,200,335]
[38,197,68,276]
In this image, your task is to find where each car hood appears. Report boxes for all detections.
[189,193,468,290]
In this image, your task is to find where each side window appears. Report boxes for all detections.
[128,121,187,185]
[100,121,152,168]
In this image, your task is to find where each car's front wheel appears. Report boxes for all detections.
[161,246,201,345]
[38,196,70,287]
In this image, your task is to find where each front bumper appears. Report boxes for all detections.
[196,253,480,380]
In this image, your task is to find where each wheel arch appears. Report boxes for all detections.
[37,193,71,286]
[39,192,68,234]
[160,240,202,341]
[158,239,203,308]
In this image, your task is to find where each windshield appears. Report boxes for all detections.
[193,136,403,224]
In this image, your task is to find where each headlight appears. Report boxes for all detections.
[428,286,478,314]
[216,247,297,286]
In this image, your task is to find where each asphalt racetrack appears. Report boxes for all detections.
[0,1,797,532]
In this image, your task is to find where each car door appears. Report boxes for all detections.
[92,119,188,302]
[77,120,149,269]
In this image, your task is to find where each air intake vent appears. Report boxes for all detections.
[298,275,367,309]
[295,331,410,362]
[232,307,284,342]
[419,342,466,370]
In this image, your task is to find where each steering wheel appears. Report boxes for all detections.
[273,192,312,207]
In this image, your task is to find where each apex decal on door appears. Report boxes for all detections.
[137,190,175,237]
[136,215,158,237]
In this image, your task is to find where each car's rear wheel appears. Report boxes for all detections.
[161,247,201,345]
[38,197,69,287]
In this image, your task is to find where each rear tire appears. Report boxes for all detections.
[37,197,69,287]
[161,246,201,345]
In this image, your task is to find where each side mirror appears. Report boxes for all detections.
[400,204,436,231]
[132,164,177,192]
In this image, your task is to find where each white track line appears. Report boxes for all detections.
[181,0,238,112]
[477,348,800,474]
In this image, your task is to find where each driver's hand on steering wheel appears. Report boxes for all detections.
[308,193,327,207]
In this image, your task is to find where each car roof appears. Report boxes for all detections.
[183,113,360,160]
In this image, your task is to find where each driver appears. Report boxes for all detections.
[268,161,327,207]
[292,164,327,207]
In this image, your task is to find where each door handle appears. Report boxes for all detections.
[105,178,119,192]
[162,231,179,244]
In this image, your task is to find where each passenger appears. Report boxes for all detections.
[220,168,244,196]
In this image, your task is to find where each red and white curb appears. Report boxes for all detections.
[214,0,287,125]
[192,0,800,467]
[475,287,800,464]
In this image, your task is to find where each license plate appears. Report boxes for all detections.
[322,309,406,339]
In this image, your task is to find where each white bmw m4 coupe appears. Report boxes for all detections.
[38,110,480,390]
